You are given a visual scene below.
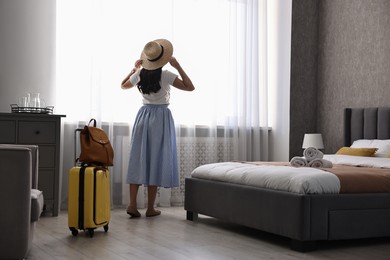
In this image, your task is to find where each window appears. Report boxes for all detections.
[56,0,265,127]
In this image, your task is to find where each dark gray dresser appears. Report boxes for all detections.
[0,113,65,216]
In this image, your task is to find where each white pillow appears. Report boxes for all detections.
[350,139,374,148]
[351,139,390,157]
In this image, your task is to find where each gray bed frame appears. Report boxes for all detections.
[184,107,390,251]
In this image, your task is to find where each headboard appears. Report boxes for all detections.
[344,107,390,147]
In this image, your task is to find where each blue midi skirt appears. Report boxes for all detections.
[127,104,179,188]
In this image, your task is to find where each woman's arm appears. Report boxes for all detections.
[169,57,195,91]
[121,59,142,89]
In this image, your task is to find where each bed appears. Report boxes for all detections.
[184,107,390,251]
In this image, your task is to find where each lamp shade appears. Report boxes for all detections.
[302,133,324,149]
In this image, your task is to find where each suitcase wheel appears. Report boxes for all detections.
[87,228,95,238]
[104,224,109,232]
[69,227,78,236]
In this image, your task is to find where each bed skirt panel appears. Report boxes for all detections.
[309,194,390,240]
[185,178,390,243]
[185,178,312,241]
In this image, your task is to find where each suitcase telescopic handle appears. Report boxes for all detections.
[74,128,83,166]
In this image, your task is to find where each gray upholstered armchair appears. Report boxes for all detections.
[0,145,44,260]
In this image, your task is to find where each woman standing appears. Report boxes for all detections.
[121,39,194,217]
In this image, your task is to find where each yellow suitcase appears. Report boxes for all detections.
[68,166,110,237]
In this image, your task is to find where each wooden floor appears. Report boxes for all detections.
[29,207,390,260]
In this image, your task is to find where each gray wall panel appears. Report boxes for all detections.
[317,0,390,153]
[291,0,390,156]
[290,0,319,158]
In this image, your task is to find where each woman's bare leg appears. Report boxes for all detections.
[146,185,161,217]
[127,184,141,217]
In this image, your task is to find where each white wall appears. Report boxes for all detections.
[268,0,292,162]
[0,0,56,112]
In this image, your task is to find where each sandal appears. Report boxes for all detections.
[126,208,141,218]
[145,209,161,217]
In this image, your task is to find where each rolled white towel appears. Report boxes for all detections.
[308,158,333,168]
[303,147,323,162]
[290,156,308,167]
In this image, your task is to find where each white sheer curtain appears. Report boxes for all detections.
[56,0,287,209]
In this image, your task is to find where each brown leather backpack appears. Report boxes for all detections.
[78,119,114,166]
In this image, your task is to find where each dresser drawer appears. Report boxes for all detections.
[0,120,16,143]
[38,169,54,200]
[18,121,56,144]
[39,145,56,168]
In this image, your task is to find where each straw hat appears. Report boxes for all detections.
[140,39,173,70]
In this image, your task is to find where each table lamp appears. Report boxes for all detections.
[302,133,324,150]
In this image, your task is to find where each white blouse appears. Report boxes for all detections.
[130,69,177,104]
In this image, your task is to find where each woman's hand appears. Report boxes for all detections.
[134,59,142,69]
[121,59,142,89]
[169,57,180,69]
[169,57,195,91]
[131,59,143,74]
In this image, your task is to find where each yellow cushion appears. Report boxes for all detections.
[336,147,378,157]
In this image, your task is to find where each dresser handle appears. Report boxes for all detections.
[35,130,40,135]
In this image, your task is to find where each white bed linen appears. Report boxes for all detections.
[324,154,390,168]
[191,162,340,194]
